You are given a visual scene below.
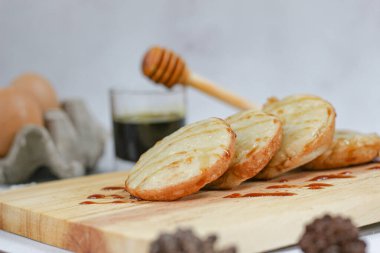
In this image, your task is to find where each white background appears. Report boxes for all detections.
[1,0,380,168]
[0,0,380,252]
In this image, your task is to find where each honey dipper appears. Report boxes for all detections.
[142,46,259,110]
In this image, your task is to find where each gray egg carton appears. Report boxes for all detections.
[0,99,107,184]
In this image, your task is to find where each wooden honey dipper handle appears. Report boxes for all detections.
[186,73,255,110]
[142,46,260,110]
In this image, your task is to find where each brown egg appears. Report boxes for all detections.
[0,86,43,157]
[11,73,60,112]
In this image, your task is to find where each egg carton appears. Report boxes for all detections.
[0,99,107,184]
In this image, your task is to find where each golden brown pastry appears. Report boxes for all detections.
[125,118,236,201]
[256,94,336,179]
[304,130,380,169]
[208,109,282,189]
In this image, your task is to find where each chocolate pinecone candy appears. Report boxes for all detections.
[150,228,236,253]
[299,215,366,253]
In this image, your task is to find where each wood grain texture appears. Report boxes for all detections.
[1,163,380,253]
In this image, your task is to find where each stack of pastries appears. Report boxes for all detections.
[125,94,380,201]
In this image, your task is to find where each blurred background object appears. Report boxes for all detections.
[0,0,379,171]
[142,46,258,110]
[110,86,186,166]
[0,97,106,184]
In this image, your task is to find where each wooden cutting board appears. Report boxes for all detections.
[1,163,380,253]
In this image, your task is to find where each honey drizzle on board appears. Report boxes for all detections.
[87,194,124,199]
[87,194,106,199]
[266,184,298,189]
[80,164,380,204]
[101,186,126,191]
[308,173,354,182]
[80,200,127,205]
[224,192,296,198]
[266,183,333,190]
[79,186,138,205]
[305,183,333,190]
[226,168,363,200]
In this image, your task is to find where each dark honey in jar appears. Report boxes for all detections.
[113,112,185,162]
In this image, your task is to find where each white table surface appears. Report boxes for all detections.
[1,226,380,253]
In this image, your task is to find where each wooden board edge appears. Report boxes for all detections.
[0,201,150,253]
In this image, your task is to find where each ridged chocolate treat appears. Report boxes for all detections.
[299,215,366,253]
[150,229,236,253]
